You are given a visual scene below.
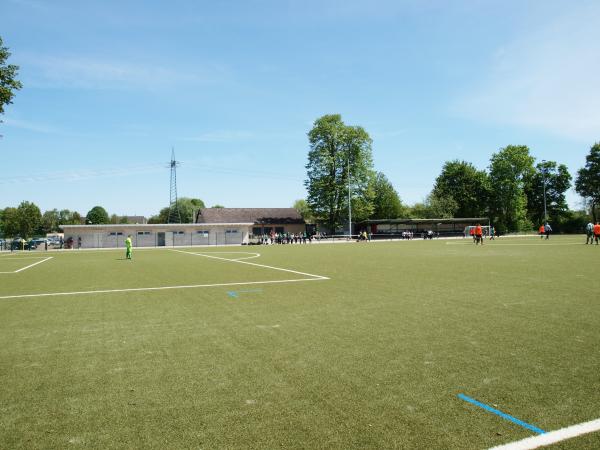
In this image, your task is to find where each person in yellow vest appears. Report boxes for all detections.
[538,224,545,239]
[125,235,133,260]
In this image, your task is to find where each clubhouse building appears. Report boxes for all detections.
[60,208,305,248]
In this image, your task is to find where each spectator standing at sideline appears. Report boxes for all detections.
[594,222,600,245]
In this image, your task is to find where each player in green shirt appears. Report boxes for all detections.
[125,235,133,260]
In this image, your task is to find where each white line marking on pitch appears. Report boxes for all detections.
[183,251,261,261]
[489,418,600,450]
[171,249,329,280]
[445,242,582,246]
[0,278,326,300]
[0,257,53,274]
[0,252,328,300]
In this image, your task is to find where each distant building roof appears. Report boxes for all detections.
[196,208,304,225]
[123,215,148,224]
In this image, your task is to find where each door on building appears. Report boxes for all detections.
[157,232,165,246]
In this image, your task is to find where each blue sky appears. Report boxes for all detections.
[1,0,599,217]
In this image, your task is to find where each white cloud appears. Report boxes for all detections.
[456,4,600,141]
[20,55,230,91]
[2,117,91,137]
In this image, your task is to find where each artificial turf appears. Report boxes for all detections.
[0,236,599,449]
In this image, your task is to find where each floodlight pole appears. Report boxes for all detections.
[348,152,352,238]
[542,160,547,224]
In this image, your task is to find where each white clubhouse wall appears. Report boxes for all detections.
[61,223,253,248]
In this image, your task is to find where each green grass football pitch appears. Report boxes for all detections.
[1,236,599,449]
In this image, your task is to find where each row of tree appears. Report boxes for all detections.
[301,114,599,233]
[0,198,212,239]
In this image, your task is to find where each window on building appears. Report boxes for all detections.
[275,227,284,234]
[196,231,209,237]
[137,231,151,236]
[225,229,238,234]
[108,232,124,236]
[174,231,185,235]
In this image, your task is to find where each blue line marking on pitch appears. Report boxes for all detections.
[227,289,262,298]
[457,393,546,435]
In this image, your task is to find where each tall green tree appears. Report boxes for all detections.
[0,36,22,120]
[575,142,600,222]
[292,199,314,223]
[371,172,405,219]
[305,114,375,232]
[40,209,60,234]
[524,160,571,227]
[489,145,535,233]
[58,209,82,225]
[86,206,110,224]
[15,201,42,238]
[1,207,18,237]
[432,160,490,218]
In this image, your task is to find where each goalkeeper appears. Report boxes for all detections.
[125,235,133,260]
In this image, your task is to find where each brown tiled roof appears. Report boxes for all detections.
[196,208,304,224]
[124,216,148,224]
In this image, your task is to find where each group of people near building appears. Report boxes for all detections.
[258,231,312,245]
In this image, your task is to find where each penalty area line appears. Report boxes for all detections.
[0,256,53,274]
[0,277,327,300]
[489,418,600,450]
[170,249,330,280]
[14,257,53,273]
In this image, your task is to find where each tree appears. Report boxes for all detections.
[1,207,18,237]
[179,198,205,223]
[110,214,120,224]
[524,160,571,227]
[211,204,225,209]
[40,209,60,234]
[371,172,405,219]
[149,198,205,224]
[305,114,375,232]
[71,211,83,225]
[406,195,457,219]
[293,199,314,223]
[15,201,42,238]
[425,193,458,219]
[0,37,22,120]
[488,145,535,233]
[432,160,490,218]
[86,206,110,225]
[575,143,600,222]
[58,209,83,225]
